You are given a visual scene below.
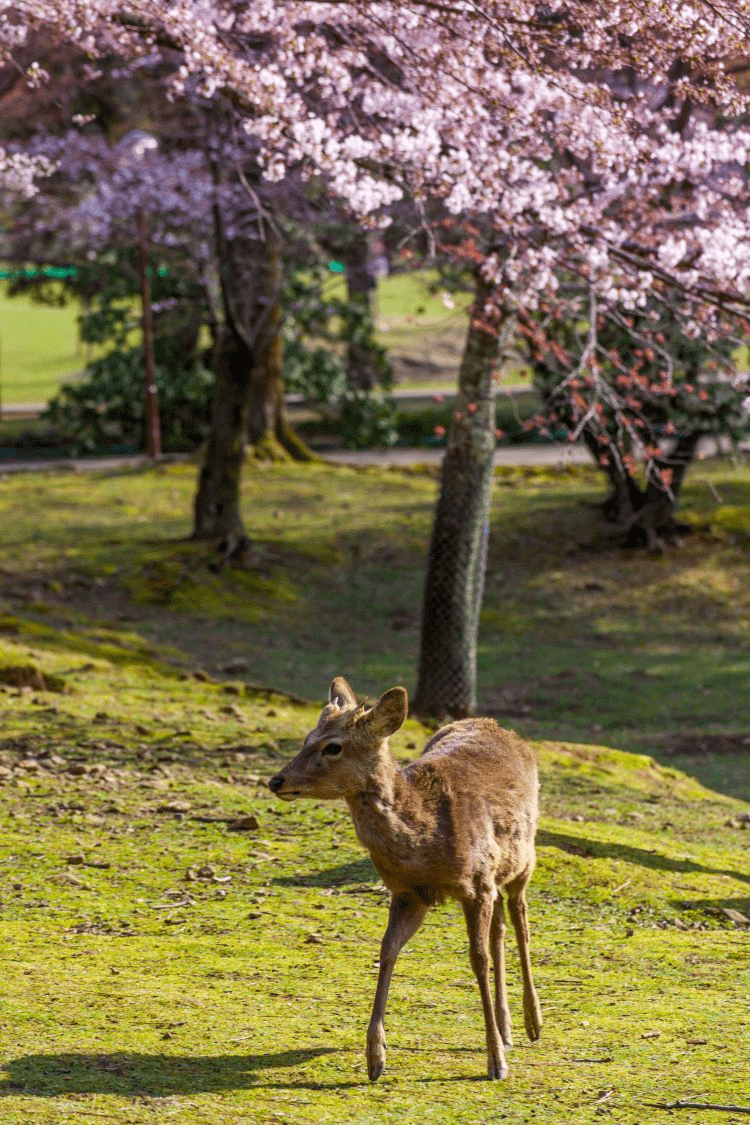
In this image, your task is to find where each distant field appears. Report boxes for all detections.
[357,268,530,387]
[0,288,87,405]
[0,271,531,408]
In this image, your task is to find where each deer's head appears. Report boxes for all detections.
[268,676,407,801]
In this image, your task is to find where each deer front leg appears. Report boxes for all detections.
[367,891,427,1081]
[463,891,508,1080]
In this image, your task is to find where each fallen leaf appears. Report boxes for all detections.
[721,908,750,925]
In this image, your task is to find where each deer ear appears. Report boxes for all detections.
[364,687,408,738]
[329,676,357,709]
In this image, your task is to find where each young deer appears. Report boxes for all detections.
[268,676,541,1081]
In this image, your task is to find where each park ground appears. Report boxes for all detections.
[0,456,749,1124]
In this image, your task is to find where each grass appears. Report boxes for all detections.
[0,270,530,409]
[0,288,87,405]
[0,457,749,1123]
[1,457,750,797]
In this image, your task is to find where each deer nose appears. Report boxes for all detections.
[268,774,285,793]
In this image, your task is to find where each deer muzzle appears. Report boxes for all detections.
[268,773,285,794]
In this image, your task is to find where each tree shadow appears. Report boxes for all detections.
[537,828,750,886]
[0,1048,340,1098]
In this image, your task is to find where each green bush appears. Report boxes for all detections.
[283,267,398,448]
[338,387,399,448]
[43,347,214,455]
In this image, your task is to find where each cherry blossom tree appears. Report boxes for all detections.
[4,0,750,712]
[519,280,750,551]
[1,104,314,548]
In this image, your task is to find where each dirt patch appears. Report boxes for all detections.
[663,732,750,757]
[0,664,67,692]
[484,669,604,718]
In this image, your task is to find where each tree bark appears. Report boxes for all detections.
[192,323,252,545]
[192,171,311,546]
[413,276,502,719]
[343,230,378,390]
[247,246,316,462]
[584,427,702,551]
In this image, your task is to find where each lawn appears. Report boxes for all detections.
[0,288,87,405]
[0,457,748,1124]
[0,270,530,409]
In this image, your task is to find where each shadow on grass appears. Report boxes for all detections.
[0,1048,342,1097]
[272,858,379,888]
[538,829,750,886]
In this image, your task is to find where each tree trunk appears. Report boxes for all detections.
[192,173,311,547]
[584,427,702,551]
[192,323,252,546]
[343,231,378,390]
[413,276,502,719]
[247,243,316,463]
[582,430,643,526]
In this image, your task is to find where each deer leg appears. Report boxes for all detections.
[367,891,427,1081]
[507,879,542,1042]
[463,890,508,1080]
[491,893,513,1048]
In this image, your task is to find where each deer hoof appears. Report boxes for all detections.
[367,1051,386,1081]
[487,1055,509,1081]
[367,1032,387,1081]
[525,995,542,1041]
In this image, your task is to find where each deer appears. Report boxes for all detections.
[268,676,542,1082]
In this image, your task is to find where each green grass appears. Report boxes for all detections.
[0,271,531,409]
[0,288,87,404]
[1,457,750,798]
[0,457,749,1123]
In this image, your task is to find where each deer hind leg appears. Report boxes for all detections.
[490,893,513,1048]
[507,876,542,1042]
[463,889,508,1080]
[367,891,427,1081]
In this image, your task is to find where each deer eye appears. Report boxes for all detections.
[322,742,343,757]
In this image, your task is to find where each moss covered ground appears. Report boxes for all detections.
[0,457,749,1123]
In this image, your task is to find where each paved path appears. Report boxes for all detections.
[0,434,745,476]
[3,382,744,474]
[0,443,589,475]
[323,442,591,468]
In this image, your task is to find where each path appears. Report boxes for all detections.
[0,434,744,475]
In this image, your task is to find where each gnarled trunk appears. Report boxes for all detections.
[585,428,702,551]
[413,276,503,719]
[247,265,316,463]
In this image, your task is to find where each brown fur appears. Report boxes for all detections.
[268,676,542,1081]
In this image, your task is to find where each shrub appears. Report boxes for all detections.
[43,347,214,455]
